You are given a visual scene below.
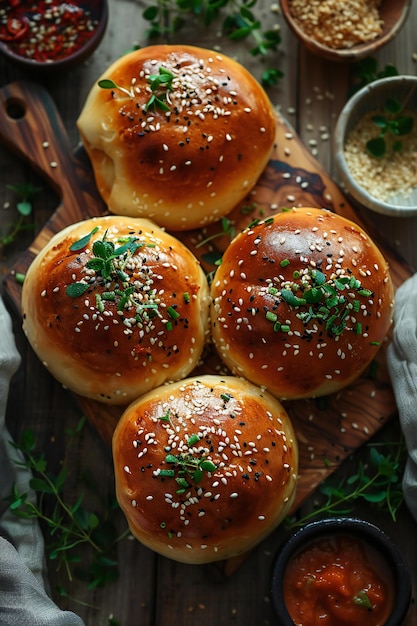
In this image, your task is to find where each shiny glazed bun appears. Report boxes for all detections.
[112,374,298,564]
[77,44,276,231]
[210,207,394,400]
[22,216,210,405]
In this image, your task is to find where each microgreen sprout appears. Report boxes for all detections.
[1,182,40,249]
[145,66,175,111]
[157,429,217,494]
[97,78,135,98]
[98,66,176,112]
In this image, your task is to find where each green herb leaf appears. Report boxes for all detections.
[366,136,386,158]
[17,201,32,216]
[353,590,373,609]
[200,460,217,472]
[69,227,99,252]
[66,283,90,298]
[98,79,118,90]
[384,97,402,115]
[187,434,200,446]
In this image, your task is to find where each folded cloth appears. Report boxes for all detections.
[387,272,417,523]
[0,295,85,626]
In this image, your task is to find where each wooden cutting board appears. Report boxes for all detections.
[0,80,412,520]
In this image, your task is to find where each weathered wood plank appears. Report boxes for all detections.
[1,1,417,624]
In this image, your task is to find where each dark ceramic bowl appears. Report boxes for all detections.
[0,0,108,74]
[271,517,411,626]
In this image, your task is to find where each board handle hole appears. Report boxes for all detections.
[6,97,26,120]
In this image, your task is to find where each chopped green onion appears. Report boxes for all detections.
[167,306,180,319]
[266,311,278,322]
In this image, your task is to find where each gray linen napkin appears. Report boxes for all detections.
[0,295,85,626]
[387,272,417,523]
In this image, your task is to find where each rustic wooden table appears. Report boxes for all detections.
[1,1,417,624]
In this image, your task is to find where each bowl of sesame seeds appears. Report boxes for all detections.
[0,0,108,74]
[279,0,412,62]
[334,75,417,217]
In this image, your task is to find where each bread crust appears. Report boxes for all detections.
[112,374,298,563]
[210,207,394,399]
[22,216,210,404]
[77,45,276,231]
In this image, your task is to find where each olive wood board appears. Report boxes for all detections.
[0,81,412,571]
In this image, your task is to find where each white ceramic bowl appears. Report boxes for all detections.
[334,75,417,217]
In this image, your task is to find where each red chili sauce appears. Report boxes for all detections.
[283,533,394,626]
[0,1,100,62]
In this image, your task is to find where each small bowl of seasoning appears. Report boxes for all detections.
[279,0,412,62]
[334,75,417,217]
[0,0,108,74]
[271,517,412,626]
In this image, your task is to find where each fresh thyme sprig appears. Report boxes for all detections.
[6,426,129,589]
[1,182,40,249]
[196,216,235,250]
[286,439,406,529]
[142,0,283,86]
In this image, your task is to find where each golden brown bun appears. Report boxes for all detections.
[77,45,276,231]
[210,207,394,399]
[22,216,210,405]
[112,374,298,564]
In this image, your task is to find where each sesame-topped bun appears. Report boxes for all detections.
[77,44,276,231]
[210,207,394,400]
[21,216,210,405]
[112,374,298,564]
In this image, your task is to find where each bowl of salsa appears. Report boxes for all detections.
[0,0,108,73]
[271,517,411,626]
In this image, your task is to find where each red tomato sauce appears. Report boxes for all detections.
[0,1,100,62]
[283,533,394,626]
